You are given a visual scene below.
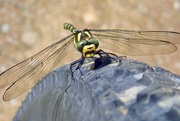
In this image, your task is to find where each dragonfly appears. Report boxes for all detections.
[0,23,180,101]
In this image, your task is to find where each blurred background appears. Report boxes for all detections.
[0,0,180,120]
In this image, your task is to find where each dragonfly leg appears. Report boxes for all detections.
[96,49,117,57]
[65,56,84,93]
[70,55,85,81]
[96,49,126,62]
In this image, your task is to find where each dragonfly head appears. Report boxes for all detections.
[76,38,99,58]
[74,30,99,58]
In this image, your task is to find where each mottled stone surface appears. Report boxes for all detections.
[14,56,180,121]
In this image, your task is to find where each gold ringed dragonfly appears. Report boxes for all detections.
[0,23,180,101]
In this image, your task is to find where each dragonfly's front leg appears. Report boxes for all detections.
[65,56,84,93]
[70,55,85,81]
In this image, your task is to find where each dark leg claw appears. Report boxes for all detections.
[65,85,71,94]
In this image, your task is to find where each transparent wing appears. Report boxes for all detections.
[0,34,75,101]
[90,29,180,55]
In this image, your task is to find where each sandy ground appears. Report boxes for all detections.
[0,0,180,120]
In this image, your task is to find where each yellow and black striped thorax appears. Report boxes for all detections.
[64,23,99,58]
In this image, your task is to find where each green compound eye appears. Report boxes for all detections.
[89,38,99,48]
[76,40,87,52]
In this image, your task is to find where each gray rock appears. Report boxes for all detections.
[13,55,180,121]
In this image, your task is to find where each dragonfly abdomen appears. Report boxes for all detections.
[64,23,77,34]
